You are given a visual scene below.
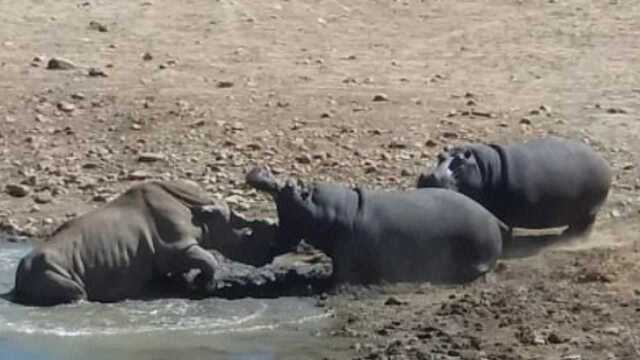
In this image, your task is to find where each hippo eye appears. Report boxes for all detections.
[463,149,472,159]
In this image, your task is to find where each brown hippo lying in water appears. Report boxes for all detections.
[11,180,276,306]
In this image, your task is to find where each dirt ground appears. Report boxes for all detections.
[1,0,639,359]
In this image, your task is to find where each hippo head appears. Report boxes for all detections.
[274,180,353,257]
[417,146,485,201]
[193,203,278,266]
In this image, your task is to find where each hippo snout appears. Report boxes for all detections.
[417,172,441,188]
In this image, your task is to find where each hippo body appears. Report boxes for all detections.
[417,137,611,235]
[247,168,505,285]
[12,181,270,306]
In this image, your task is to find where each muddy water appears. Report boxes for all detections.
[0,243,347,360]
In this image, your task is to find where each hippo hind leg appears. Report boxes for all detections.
[562,213,597,240]
[18,270,86,306]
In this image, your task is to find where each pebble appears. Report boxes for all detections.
[46,57,76,70]
[561,355,582,360]
[602,326,621,335]
[57,101,76,113]
[88,67,108,77]
[33,192,53,204]
[5,184,30,197]
[89,20,108,32]
[217,81,234,88]
[384,296,408,306]
[137,152,166,163]
[127,170,151,180]
[296,154,313,164]
[372,93,389,102]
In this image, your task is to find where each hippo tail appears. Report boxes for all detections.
[496,218,513,253]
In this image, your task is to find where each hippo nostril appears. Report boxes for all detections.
[417,173,441,188]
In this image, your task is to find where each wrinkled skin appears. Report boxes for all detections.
[417,137,612,236]
[12,181,275,306]
[246,166,506,285]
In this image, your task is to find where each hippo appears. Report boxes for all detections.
[11,180,275,306]
[417,137,611,237]
[246,166,507,285]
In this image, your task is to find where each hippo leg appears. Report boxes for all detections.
[28,271,87,306]
[172,244,219,290]
[562,213,596,239]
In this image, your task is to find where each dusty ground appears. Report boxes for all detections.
[1,0,639,359]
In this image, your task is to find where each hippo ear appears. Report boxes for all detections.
[437,152,447,164]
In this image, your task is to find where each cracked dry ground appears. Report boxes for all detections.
[0,0,639,359]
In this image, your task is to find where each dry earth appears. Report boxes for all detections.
[1,0,639,359]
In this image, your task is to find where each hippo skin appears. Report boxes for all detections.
[246,167,507,285]
[417,137,611,236]
[11,181,274,306]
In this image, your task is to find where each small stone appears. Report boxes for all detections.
[47,57,76,70]
[88,67,108,77]
[71,93,86,100]
[561,355,582,360]
[190,119,206,128]
[89,20,108,32]
[217,81,234,88]
[33,192,53,204]
[606,107,627,114]
[142,52,153,61]
[603,326,621,335]
[57,101,76,113]
[532,334,546,345]
[548,332,565,344]
[127,170,151,180]
[92,193,108,202]
[400,169,412,177]
[372,93,389,102]
[442,131,458,139]
[384,296,407,306]
[230,122,245,131]
[5,184,30,197]
[137,152,166,163]
[520,118,532,125]
[82,162,99,169]
[296,154,312,164]
[35,114,50,123]
[425,139,438,147]
[131,123,142,131]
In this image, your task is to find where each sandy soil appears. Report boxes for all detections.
[1,0,639,359]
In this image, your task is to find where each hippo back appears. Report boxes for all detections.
[500,138,611,228]
[345,188,503,284]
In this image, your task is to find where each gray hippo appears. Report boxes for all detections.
[11,180,275,306]
[417,137,611,237]
[246,166,507,285]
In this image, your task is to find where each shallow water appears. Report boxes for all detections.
[0,243,344,360]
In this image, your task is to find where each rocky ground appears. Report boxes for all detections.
[1,0,639,359]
